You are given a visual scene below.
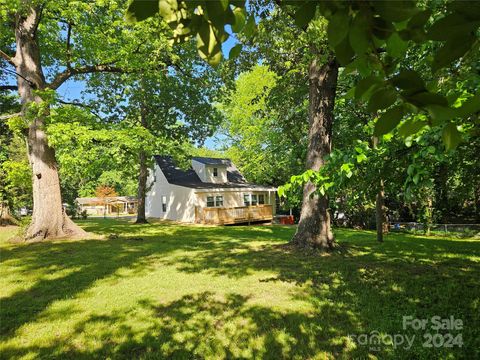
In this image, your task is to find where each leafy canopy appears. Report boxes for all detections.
[126,0,480,149]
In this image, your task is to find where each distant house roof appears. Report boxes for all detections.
[75,196,137,205]
[191,157,230,166]
[154,155,276,190]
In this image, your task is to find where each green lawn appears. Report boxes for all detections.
[1,220,479,359]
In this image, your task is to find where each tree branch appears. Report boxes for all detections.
[32,4,45,38]
[0,85,18,91]
[0,50,16,66]
[66,22,72,69]
[48,64,126,90]
[57,99,105,121]
[0,112,21,120]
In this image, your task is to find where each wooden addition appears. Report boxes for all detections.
[195,205,273,225]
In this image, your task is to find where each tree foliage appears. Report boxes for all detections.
[127,0,480,149]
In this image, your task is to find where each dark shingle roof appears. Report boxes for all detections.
[154,155,275,190]
[192,156,230,166]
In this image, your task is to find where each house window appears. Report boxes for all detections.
[161,195,167,212]
[215,195,223,207]
[213,167,218,177]
[207,196,215,207]
[251,194,258,206]
[258,194,265,205]
[243,194,250,206]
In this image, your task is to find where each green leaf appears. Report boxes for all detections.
[160,0,181,23]
[367,88,397,113]
[205,1,229,28]
[398,119,428,137]
[228,43,242,60]
[425,105,458,125]
[413,173,420,185]
[374,1,419,23]
[242,15,256,39]
[327,11,350,47]
[302,171,311,182]
[408,9,431,29]
[334,36,355,65]
[386,32,408,57]
[447,1,480,21]
[455,94,480,118]
[197,23,223,66]
[442,123,462,150]
[390,70,425,94]
[126,0,160,23]
[230,0,246,7]
[231,7,246,33]
[427,13,479,41]
[356,153,367,163]
[353,55,370,76]
[374,105,405,136]
[349,14,371,55]
[405,91,448,107]
[372,17,395,39]
[344,86,355,99]
[294,1,317,28]
[354,75,382,100]
[432,34,476,72]
[407,164,415,176]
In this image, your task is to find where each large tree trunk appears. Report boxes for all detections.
[291,55,339,250]
[135,149,148,224]
[135,96,149,224]
[376,178,387,242]
[14,6,86,241]
[0,202,18,226]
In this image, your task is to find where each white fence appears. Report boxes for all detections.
[390,222,480,238]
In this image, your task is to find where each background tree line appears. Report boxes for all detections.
[1,0,478,249]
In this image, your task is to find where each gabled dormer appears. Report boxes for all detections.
[191,157,228,184]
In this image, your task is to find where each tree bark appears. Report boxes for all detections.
[14,6,86,240]
[291,55,339,250]
[0,202,18,226]
[425,197,433,236]
[376,178,387,242]
[135,149,148,224]
[135,96,149,224]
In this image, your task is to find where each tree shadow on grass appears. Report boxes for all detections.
[0,292,363,359]
[161,228,480,358]
[1,220,479,359]
[0,221,294,342]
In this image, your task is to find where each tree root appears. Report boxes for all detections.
[24,213,88,242]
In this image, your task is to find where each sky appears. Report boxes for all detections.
[51,37,238,150]
[2,29,237,149]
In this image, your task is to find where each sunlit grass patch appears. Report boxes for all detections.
[0,219,479,359]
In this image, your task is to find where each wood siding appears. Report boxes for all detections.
[195,205,273,225]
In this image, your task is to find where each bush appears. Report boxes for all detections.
[65,203,79,219]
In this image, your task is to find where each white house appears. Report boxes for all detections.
[76,196,137,216]
[145,156,277,225]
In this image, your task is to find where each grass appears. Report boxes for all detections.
[0,219,479,359]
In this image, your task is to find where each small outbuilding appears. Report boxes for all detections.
[75,196,138,216]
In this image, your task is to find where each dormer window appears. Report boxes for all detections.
[191,157,229,183]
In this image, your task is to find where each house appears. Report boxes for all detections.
[146,156,277,225]
[76,196,138,216]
